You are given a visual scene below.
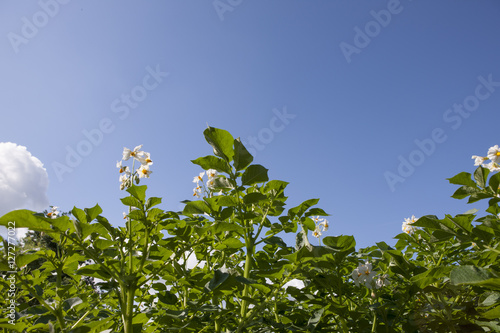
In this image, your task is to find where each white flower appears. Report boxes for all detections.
[206,178,216,189]
[119,171,131,190]
[116,161,130,175]
[351,265,363,287]
[122,145,144,161]
[472,155,488,166]
[312,227,322,238]
[137,152,153,166]
[487,145,500,164]
[402,215,418,234]
[193,185,202,198]
[485,161,500,172]
[47,206,59,219]
[319,219,329,232]
[137,164,152,178]
[312,216,329,233]
[375,274,390,289]
[206,169,218,179]
[352,262,376,288]
[193,172,205,184]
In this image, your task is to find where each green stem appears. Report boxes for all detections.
[240,238,253,321]
[123,286,136,333]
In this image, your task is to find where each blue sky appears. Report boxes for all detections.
[1,0,499,249]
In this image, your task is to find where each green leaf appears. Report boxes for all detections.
[483,305,500,319]
[323,235,356,252]
[85,204,102,221]
[0,323,26,332]
[489,172,500,193]
[411,266,452,289]
[307,308,325,329]
[204,127,235,162]
[157,290,178,305]
[211,176,234,190]
[411,215,441,229]
[215,238,244,249]
[212,221,246,234]
[288,199,320,218]
[183,201,212,216]
[474,166,490,188]
[448,172,476,187]
[295,227,313,252]
[233,138,253,171]
[451,186,479,200]
[243,192,268,204]
[77,264,112,280]
[64,297,83,310]
[205,270,230,292]
[212,195,238,207]
[126,185,147,203]
[191,155,231,174]
[72,207,87,223]
[451,265,495,285]
[263,180,289,195]
[241,165,269,186]
[302,217,315,231]
[263,236,288,249]
[121,196,142,208]
[235,276,271,293]
[446,214,473,233]
[16,253,41,267]
[305,208,330,217]
[128,209,146,221]
[0,210,52,232]
[145,197,162,210]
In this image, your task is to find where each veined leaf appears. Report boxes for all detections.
[191,155,231,174]
[85,204,102,221]
[241,165,269,186]
[233,138,253,171]
[447,172,475,187]
[474,166,490,188]
[0,210,52,232]
[204,127,235,162]
[126,185,147,203]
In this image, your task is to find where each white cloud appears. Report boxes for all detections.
[284,279,305,289]
[0,143,49,240]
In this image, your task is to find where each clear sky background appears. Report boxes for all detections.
[1,0,499,249]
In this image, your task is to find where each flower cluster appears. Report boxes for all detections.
[351,261,390,289]
[402,215,418,235]
[311,216,329,238]
[117,145,153,190]
[46,206,59,219]
[192,169,218,198]
[472,145,500,172]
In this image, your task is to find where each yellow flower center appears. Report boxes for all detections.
[496,152,500,157]
[146,158,152,163]
[131,151,136,157]
[141,169,148,174]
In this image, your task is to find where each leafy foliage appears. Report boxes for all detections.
[0,128,499,332]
